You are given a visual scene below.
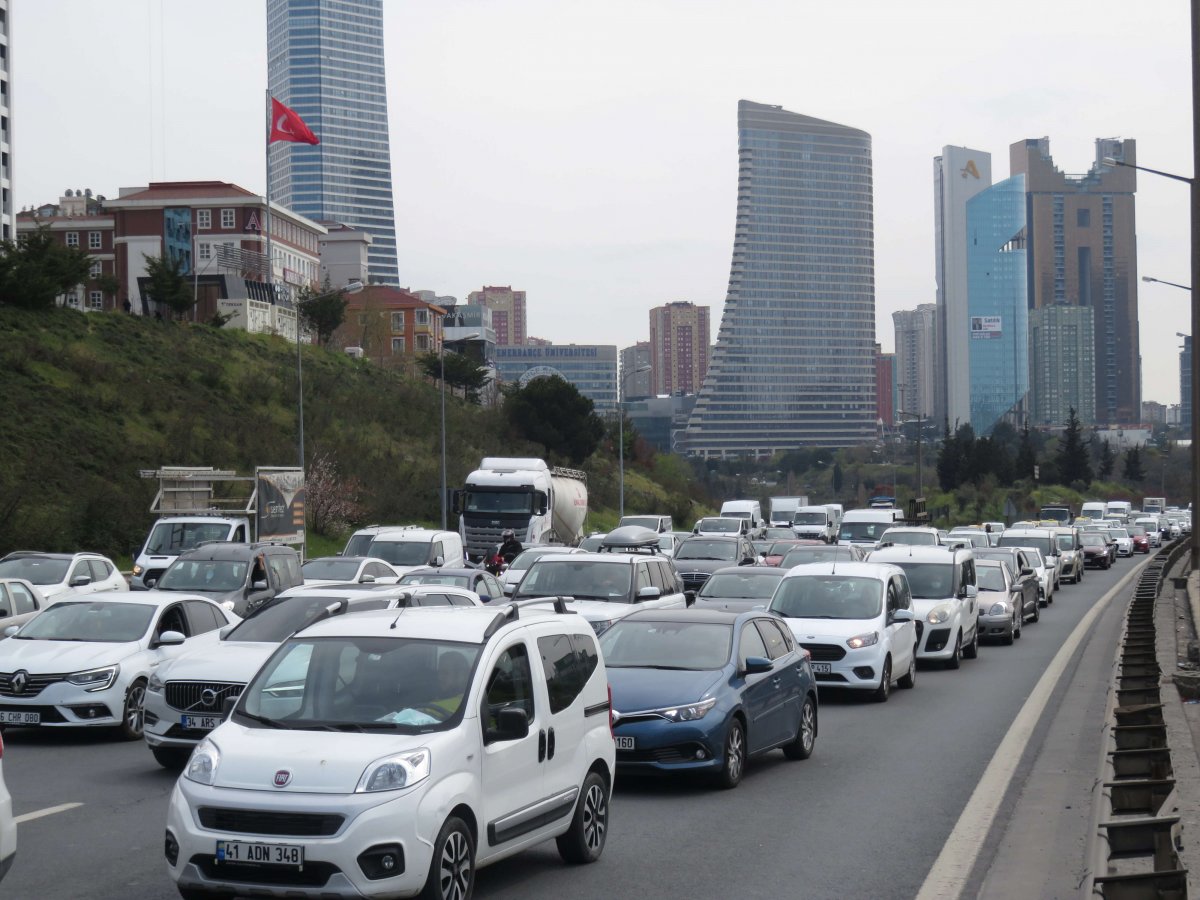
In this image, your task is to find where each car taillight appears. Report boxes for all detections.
[607,684,614,738]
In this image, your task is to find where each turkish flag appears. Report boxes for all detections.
[269,97,319,145]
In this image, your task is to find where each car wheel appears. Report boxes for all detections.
[1038,589,1047,608]
[1031,600,1040,623]
[784,696,817,760]
[714,718,746,789]
[120,679,148,740]
[897,649,917,689]
[419,816,475,900]
[872,656,892,702]
[963,626,979,660]
[945,632,961,670]
[557,771,609,863]
[1004,615,1016,645]
[152,746,192,770]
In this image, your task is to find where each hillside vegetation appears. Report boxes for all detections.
[0,308,707,560]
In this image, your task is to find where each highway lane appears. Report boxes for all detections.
[0,555,1142,900]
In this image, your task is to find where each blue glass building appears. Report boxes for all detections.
[966,175,1028,434]
[493,345,618,415]
[267,0,399,284]
[684,101,876,456]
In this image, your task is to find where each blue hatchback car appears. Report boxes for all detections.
[599,608,818,789]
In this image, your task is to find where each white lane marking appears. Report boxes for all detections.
[915,558,1151,900]
[14,802,83,824]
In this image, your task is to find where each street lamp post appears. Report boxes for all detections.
[896,410,926,501]
[618,364,652,518]
[440,331,480,531]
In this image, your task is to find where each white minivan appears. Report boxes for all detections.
[167,603,615,898]
[365,529,466,577]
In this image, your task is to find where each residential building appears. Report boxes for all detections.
[318,223,371,289]
[620,342,652,401]
[493,344,618,415]
[892,304,937,422]
[467,286,527,346]
[685,101,876,456]
[875,346,895,427]
[649,301,710,396]
[0,1,12,242]
[267,0,399,284]
[933,146,992,429]
[1029,305,1095,426]
[16,189,115,312]
[1182,334,1193,430]
[331,285,444,367]
[1141,401,1166,426]
[966,175,1029,435]
[1011,137,1140,424]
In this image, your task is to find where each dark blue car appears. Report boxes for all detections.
[598,608,817,789]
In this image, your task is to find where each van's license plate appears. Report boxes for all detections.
[811,663,832,674]
[614,736,635,750]
[181,715,220,730]
[216,840,304,868]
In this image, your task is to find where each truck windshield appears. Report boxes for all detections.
[793,512,827,525]
[463,492,534,514]
[145,521,231,555]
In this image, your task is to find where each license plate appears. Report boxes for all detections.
[0,711,39,725]
[614,736,635,750]
[181,715,220,730]
[215,840,304,868]
[811,663,832,674]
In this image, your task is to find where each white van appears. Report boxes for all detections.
[721,500,764,530]
[1105,500,1133,521]
[824,504,844,530]
[792,506,836,543]
[365,529,466,576]
[768,497,804,527]
[838,508,900,547]
[1079,501,1107,523]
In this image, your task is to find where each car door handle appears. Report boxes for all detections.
[538,729,546,763]
[547,727,556,760]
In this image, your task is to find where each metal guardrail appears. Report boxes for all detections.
[1088,537,1191,899]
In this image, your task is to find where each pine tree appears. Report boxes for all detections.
[1097,439,1116,481]
[1056,407,1093,487]
[1015,421,1037,480]
[1123,445,1146,481]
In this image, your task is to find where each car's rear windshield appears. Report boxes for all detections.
[226,596,347,643]
[839,521,886,542]
[600,620,731,670]
[891,562,955,600]
[780,547,855,567]
[698,519,741,533]
[399,573,469,588]
[770,576,883,619]
[676,540,738,561]
[698,572,783,600]
[16,600,153,643]
[366,540,432,567]
[302,559,366,581]
[881,531,937,546]
[0,557,69,585]
[998,534,1053,555]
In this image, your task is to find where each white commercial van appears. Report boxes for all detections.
[1079,501,1107,523]
[721,500,764,530]
[1105,500,1133,521]
[838,508,900,547]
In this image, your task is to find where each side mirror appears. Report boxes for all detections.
[451,490,463,516]
[3,625,17,637]
[636,586,661,600]
[222,695,238,719]
[251,579,269,591]
[889,608,915,625]
[219,624,236,639]
[965,585,978,599]
[70,575,92,587]
[359,574,376,584]
[432,556,445,568]
[684,590,696,608]
[156,630,186,647]
[1020,567,1035,577]
[145,576,159,588]
[489,707,530,743]
[743,656,773,675]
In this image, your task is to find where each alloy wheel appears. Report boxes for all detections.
[439,831,471,900]
[582,782,608,853]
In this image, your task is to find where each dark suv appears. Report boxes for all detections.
[154,542,303,616]
[672,534,758,593]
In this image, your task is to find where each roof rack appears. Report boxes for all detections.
[482,597,573,640]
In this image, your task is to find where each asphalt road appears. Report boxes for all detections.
[1,556,1139,900]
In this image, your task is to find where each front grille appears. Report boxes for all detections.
[814,672,847,683]
[190,854,339,888]
[165,681,243,712]
[0,672,66,698]
[198,807,345,837]
[616,745,700,764]
[800,643,846,661]
[680,573,710,590]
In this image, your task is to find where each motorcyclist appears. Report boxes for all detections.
[498,529,523,563]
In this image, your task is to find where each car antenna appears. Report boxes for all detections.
[389,607,406,630]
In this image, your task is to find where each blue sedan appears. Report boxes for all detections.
[598,608,818,789]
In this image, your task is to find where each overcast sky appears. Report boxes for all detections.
[14,0,1193,406]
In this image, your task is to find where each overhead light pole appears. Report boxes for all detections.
[896,410,926,500]
[440,330,480,530]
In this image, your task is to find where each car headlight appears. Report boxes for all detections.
[927,603,954,624]
[988,601,1010,616]
[147,672,164,693]
[186,739,220,786]
[356,749,431,793]
[66,665,119,692]
[131,564,143,577]
[646,697,717,723]
[847,631,878,649]
[590,619,617,636]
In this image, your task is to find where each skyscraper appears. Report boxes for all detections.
[684,101,876,456]
[892,304,938,421]
[620,342,652,401]
[1011,137,1140,424]
[467,286,527,346]
[1030,305,1095,426]
[649,301,710,396]
[267,0,399,284]
[933,147,992,429]
[0,1,12,242]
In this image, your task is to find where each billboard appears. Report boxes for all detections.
[163,207,192,276]
[970,316,1002,339]
[255,467,305,545]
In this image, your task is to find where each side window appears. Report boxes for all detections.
[886,582,899,613]
[538,633,581,714]
[483,643,535,733]
[484,574,504,599]
[572,632,600,687]
[267,554,290,588]
[157,603,190,638]
[0,585,9,616]
[738,621,769,664]
[635,563,653,595]
[185,600,222,634]
[417,593,453,607]
[754,619,788,659]
[966,560,976,586]
[646,560,667,591]
[366,563,391,578]
[896,575,912,610]
[285,555,303,586]
[8,583,37,615]
[70,560,91,584]
[88,559,112,582]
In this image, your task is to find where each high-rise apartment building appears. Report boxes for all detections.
[1029,305,1095,426]
[649,301,710,396]
[467,286,527,346]
[267,0,399,284]
[966,175,1029,435]
[685,101,876,456]
[892,304,938,422]
[1011,137,1139,424]
[933,147,992,429]
[1182,335,1193,430]
[875,346,895,427]
[620,342,652,401]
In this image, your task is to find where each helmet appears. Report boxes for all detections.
[502,529,515,540]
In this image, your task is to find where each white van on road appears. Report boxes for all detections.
[721,500,764,531]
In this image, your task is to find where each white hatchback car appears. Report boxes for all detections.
[300,557,401,587]
[166,602,616,899]
[500,546,585,596]
[768,562,918,702]
[0,552,126,602]
[0,591,232,738]
[0,730,13,882]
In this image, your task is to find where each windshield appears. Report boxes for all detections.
[892,562,955,600]
[1129,526,1146,536]
[780,547,855,566]
[881,531,937,546]
[976,566,1007,592]
[698,572,783,600]
[239,636,482,731]
[398,572,469,588]
[1055,535,1075,550]
[770,576,883,619]
[997,534,1053,556]
[793,512,828,525]
[1040,509,1071,524]
[367,540,431,567]
[463,491,534,515]
[158,559,248,592]
[302,559,367,581]
[763,529,796,540]
[513,560,632,601]
[578,536,605,552]
[839,521,886,542]
[0,557,69,585]
[1108,529,1129,539]
[752,541,773,555]
[227,596,347,643]
[724,511,752,520]
[600,620,731,670]
[342,533,377,557]
[17,600,153,643]
[676,540,738,561]
[697,519,740,533]
[508,549,557,570]
[144,521,231,556]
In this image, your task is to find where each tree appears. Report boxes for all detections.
[1097,439,1116,481]
[95,273,122,310]
[142,253,195,319]
[1015,420,1037,480]
[418,350,490,405]
[295,280,349,346]
[0,226,93,310]
[832,462,844,494]
[305,451,363,535]
[1056,407,1092,487]
[1123,444,1146,482]
[503,376,604,464]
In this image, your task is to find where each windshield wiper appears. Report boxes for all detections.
[237,710,285,729]
[639,664,698,671]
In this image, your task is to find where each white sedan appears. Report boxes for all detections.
[0,552,126,602]
[300,556,400,586]
[0,579,46,634]
[0,591,233,739]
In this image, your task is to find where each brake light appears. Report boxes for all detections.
[607,684,614,738]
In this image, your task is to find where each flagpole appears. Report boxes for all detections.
[264,89,274,298]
